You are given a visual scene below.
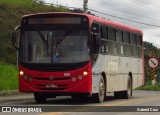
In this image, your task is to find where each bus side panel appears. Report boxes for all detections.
[92,54,121,93]
[92,75,100,93]
[118,56,131,91]
[107,55,119,92]
[131,57,138,89]
[137,58,143,87]
[92,55,107,93]
[131,58,143,89]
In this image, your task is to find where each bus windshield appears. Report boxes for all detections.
[20,29,90,64]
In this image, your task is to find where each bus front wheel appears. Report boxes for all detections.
[93,76,105,103]
[34,92,46,103]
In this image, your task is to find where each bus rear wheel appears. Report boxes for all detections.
[123,77,132,99]
[34,93,46,103]
[93,76,105,103]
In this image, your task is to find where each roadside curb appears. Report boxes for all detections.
[0,90,20,96]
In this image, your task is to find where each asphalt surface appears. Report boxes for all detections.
[0,90,160,115]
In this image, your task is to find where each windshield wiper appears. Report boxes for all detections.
[51,29,72,63]
[37,31,48,45]
[54,29,72,55]
[57,29,72,44]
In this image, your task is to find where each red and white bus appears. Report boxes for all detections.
[12,12,144,103]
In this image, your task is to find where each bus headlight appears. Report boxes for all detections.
[19,70,24,76]
[83,71,88,76]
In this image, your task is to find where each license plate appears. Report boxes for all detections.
[46,84,57,88]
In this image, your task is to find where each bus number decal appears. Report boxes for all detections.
[64,73,70,77]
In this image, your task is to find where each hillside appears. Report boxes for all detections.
[0,0,69,64]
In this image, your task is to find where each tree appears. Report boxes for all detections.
[143,41,160,84]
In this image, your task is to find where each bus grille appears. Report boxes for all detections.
[34,77,70,81]
[32,76,71,91]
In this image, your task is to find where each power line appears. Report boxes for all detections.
[89,9,160,27]
[88,1,160,21]
[105,0,160,18]
[34,0,160,27]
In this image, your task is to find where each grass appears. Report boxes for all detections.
[0,0,72,92]
[136,83,160,91]
[0,0,71,92]
[0,64,18,91]
[0,0,69,64]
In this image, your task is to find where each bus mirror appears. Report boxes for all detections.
[12,25,20,50]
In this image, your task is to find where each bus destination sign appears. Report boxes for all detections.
[28,17,81,25]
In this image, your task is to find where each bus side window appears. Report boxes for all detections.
[118,30,124,56]
[101,25,108,39]
[140,36,143,46]
[131,34,137,45]
[130,34,134,44]
[91,23,99,34]
[101,40,109,54]
[108,28,117,55]
[106,26,108,39]
[92,34,100,54]
[137,35,142,46]
[110,42,117,55]
[137,35,143,58]
[132,45,138,57]
[138,47,142,58]
[125,44,132,57]
[119,31,123,42]
[100,26,103,38]
[123,32,130,43]
[116,30,119,41]
[109,28,116,41]
[130,33,137,57]
[123,32,132,57]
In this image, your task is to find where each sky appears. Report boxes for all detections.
[44,0,160,48]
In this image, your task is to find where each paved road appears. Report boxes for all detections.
[0,90,160,115]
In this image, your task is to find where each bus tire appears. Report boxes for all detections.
[122,77,132,99]
[34,93,46,103]
[93,76,105,103]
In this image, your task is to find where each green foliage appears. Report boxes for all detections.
[143,41,160,84]
[136,83,160,91]
[0,64,18,91]
[0,0,69,64]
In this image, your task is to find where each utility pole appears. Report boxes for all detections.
[83,0,88,14]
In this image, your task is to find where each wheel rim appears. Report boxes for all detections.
[99,77,105,101]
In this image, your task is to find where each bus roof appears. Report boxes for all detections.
[22,12,142,34]
[86,14,142,34]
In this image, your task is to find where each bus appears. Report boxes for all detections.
[12,12,144,103]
